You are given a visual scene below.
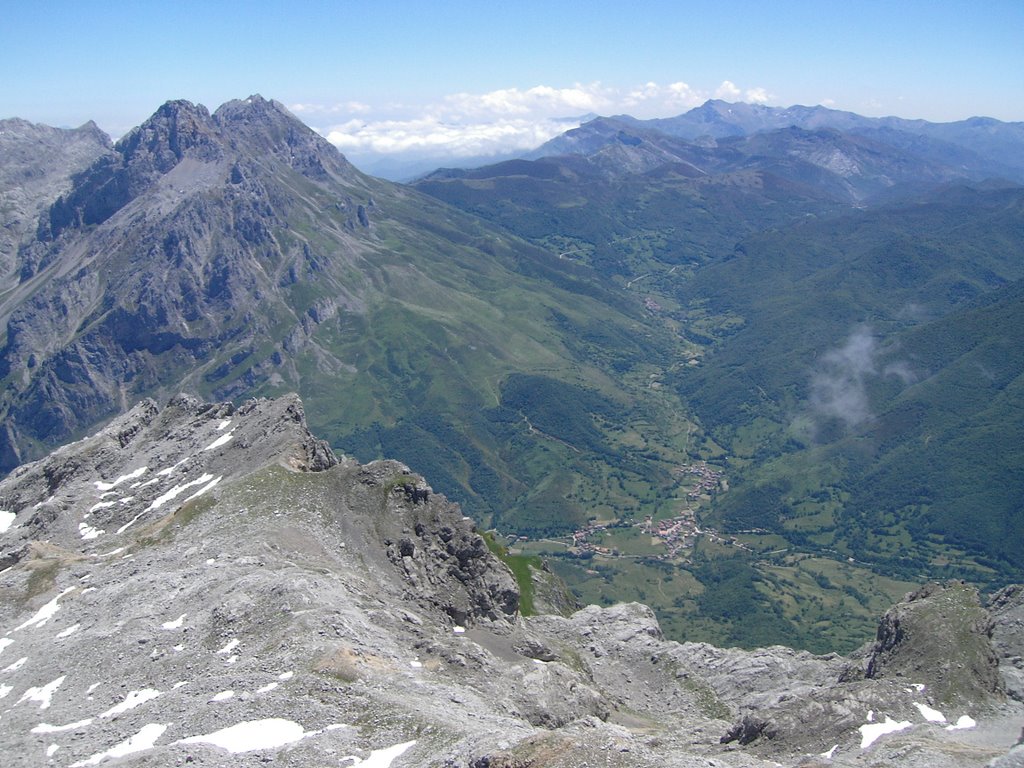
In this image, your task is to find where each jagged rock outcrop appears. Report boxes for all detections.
[860,581,1003,705]
[1,395,1022,767]
[990,584,1024,702]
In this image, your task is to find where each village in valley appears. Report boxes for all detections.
[515,461,737,562]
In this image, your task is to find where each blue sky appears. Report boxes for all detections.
[3,0,1022,174]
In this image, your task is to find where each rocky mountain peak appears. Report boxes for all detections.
[116,98,220,166]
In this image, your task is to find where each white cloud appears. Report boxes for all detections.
[309,79,774,173]
[289,101,371,115]
[745,86,770,104]
[325,115,578,158]
[715,80,742,100]
[445,83,613,117]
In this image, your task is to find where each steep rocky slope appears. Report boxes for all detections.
[0,395,1020,767]
[0,118,111,284]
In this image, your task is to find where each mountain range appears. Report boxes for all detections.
[413,101,1024,649]
[2,95,1024,656]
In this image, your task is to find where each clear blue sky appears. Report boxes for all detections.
[3,0,1022,168]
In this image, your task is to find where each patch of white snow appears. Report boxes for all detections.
[179,717,307,753]
[821,744,838,759]
[211,690,234,702]
[161,614,186,630]
[94,467,148,492]
[946,715,976,730]
[278,671,294,681]
[216,638,239,654]
[79,522,104,540]
[256,682,279,693]
[183,475,221,503]
[913,701,946,722]
[0,637,13,656]
[859,716,911,749]
[203,431,234,451]
[0,510,16,533]
[15,587,76,630]
[88,501,116,513]
[71,722,168,766]
[0,683,12,698]
[3,656,28,672]
[47,744,59,757]
[141,473,216,515]
[217,419,232,431]
[156,459,189,477]
[343,740,417,768]
[100,688,161,718]
[17,675,66,709]
[32,718,94,733]
[55,624,81,640]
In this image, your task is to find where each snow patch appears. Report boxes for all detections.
[71,722,168,766]
[32,718,94,733]
[821,744,838,759]
[217,419,232,431]
[0,683,12,698]
[88,501,117,513]
[116,473,217,533]
[217,638,239,655]
[203,431,234,451]
[211,690,234,702]
[183,475,221,503]
[913,701,946,722]
[161,614,186,630]
[180,717,308,753]
[55,623,81,640]
[3,656,28,672]
[80,522,104,540]
[94,467,148,491]
[342,740,417,767]
[47,744,59,757]
[100,688,161,718]
[0,637,13,656]
[859,716,911,749]
[157,459,189,477]
[0,510,16,533]
[278,670,294,681]
[946,715,976,731]
[256,682,279,693]
[16,587,76,630]
[17,675,66,709]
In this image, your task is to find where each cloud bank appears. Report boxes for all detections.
[806,326,918,433]
[291,79,773,172]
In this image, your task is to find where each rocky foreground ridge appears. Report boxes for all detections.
[0,395,1022,767]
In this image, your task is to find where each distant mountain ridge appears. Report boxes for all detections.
[525,99,1024,187]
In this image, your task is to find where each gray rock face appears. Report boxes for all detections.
[0,118,111,284]
[862,582,1003,705]
[0,96,386,471]
[0,394,1021,767]
[990,584,1024,702]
